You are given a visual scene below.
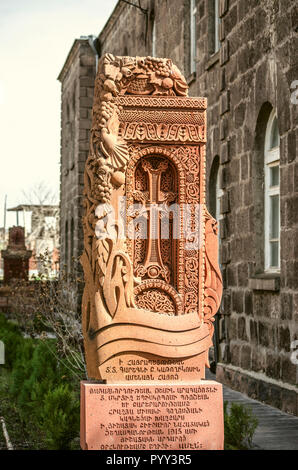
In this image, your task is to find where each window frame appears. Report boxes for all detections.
[214,0,220,54]
[190,0,197,74]
[264,110,280,272]
[216,164,224,225]
[152,18,156,57]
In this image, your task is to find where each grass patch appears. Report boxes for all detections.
[0,368,46,449]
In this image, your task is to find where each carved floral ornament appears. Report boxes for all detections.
[81,54,222,382]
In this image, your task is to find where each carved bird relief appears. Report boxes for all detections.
[100,109,129,172]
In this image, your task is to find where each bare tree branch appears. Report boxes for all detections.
[11,255,86,380]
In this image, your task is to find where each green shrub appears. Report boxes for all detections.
[9,338,36,399]
[41,384,80,450]
[1,314,81,449]
[0,314,24,369]
[224,401,258,450]
[13,340,68,421]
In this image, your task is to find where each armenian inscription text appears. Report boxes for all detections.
[82,383,222,450]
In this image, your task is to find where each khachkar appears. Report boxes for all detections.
[80,54,224,450]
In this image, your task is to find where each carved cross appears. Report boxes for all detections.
[132,159,176,282]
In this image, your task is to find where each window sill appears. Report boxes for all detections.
[205,51,219,71]
[187,72,196,86]
[248,274,280,292]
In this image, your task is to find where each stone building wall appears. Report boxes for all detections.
[192,0,298,415]
[59,0,298,414]
[58,39,97,272]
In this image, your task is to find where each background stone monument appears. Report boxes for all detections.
[80,54,224,450]
[1,226,32,284]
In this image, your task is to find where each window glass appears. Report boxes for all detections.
[270,241,279,268]
[264,110,280,271]
[270,165,279,187]
[270,195,279,239]
[214,0,220,53]
[270,117,280,149]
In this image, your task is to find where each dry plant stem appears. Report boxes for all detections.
[0,417,13,450]
[11,254,87,380]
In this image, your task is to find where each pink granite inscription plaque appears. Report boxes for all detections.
[81,381,224,450]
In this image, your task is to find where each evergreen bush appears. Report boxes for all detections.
[0,314,23,368]
[0,314,80,449]
[224,401,258,450]
[41,384,80,450]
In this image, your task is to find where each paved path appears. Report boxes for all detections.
[206,369,298,450]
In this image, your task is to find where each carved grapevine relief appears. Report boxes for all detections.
[81,54,222,382]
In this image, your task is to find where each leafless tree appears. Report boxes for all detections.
[18,182,60,277]
[21,181,58,206]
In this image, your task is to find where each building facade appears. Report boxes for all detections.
[59,0,298,414]
[58,38,98,272]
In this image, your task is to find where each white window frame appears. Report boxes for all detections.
[214,0,221,54]
[190,0,197,74]
[264,110,280,272]
[152,19,156,57]
[216,166,223,266]
[216,167,224,225]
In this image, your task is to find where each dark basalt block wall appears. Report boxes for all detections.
[58,0,298,415]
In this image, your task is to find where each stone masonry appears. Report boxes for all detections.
[58,38,97,272]
[59,1,298,415]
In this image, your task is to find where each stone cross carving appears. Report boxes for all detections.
[132,158,176,284]
[81,55,223,383]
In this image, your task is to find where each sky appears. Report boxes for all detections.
[0,0,118,229]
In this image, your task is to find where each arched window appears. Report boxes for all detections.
[209,156,223,223]
[264,110,280,271]
[209,156,223,264]
[208,156,222,367]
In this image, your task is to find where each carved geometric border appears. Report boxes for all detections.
[117,96,207,110]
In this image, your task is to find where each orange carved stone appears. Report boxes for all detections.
[81,55,222,384]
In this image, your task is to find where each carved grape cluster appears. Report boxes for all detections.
[99,100,115,129]
[92,181,112,204]
[140,57,172,77]
[89,163,113,203]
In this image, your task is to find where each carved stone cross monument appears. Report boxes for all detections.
[80,54,224,450]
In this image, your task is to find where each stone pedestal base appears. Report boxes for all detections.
[80,381,224,450]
